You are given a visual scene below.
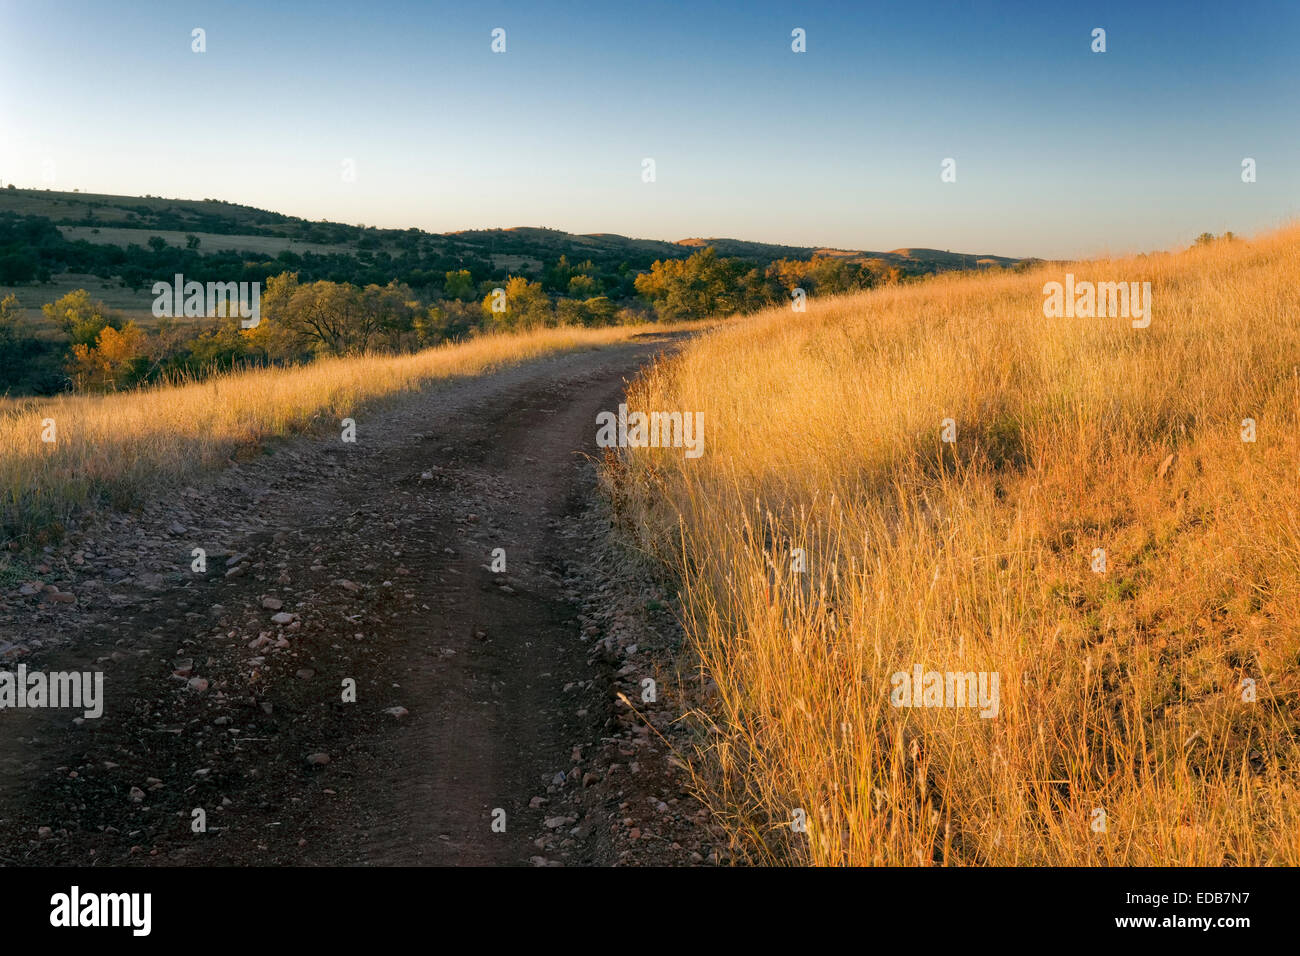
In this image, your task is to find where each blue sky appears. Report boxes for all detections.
[1,0,1296,258]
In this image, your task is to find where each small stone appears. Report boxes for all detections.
[128,786,145,803]
[261,597,283,611]
[271,612,295,625]
[168,522,187,535]
[187,677,209,692]
[384,706,409,719]
[306,752,330,766]
[295,668,315,680]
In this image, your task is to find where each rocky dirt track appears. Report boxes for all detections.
[0,333,730,866]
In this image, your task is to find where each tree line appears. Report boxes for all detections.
[0,237,907,395]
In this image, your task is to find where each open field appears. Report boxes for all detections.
[1,273,171,326]
[606,225,1300,865]
[0,320,703,542]
[58,225,357,257]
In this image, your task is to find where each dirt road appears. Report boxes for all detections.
[0,332,714,866]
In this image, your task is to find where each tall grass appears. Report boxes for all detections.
[0,323,688,543]
[606,228,1300,865]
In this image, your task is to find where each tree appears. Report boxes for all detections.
[41,289,123,347]
[567,274,601,298]
[443,269,475,300]
[260,271,414,355]
[0,249,39,283]
[359,280,417,348]
[635,247,772,319]
[66,322,145,391]
[0,293,29,379]
[0,293,23,336]
[418,300,479,344]
[481,276,552,331]
[557,295,618,327]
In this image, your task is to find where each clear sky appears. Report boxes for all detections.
[1,0,1296,259]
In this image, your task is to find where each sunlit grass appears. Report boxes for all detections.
[606,227,1300,865]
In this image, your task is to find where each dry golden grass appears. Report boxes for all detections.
[0,322,695,543]
[605,227,1300,865]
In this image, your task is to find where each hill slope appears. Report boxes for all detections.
[608,226,1300,865]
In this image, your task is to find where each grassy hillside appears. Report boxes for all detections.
[606,226,1300,865]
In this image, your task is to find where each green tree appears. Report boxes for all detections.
[481,276,552,331]
[41,289,123,347]
[0,293,30,384]
[634,247,771,319]
[567,274,601,298]
[444,269,476,300]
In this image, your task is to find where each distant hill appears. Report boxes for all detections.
[0,187,1029,274]
[681,237,1025,272]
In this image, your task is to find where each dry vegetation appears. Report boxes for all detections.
[605,226,1300,865]
[0,322,690,543]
